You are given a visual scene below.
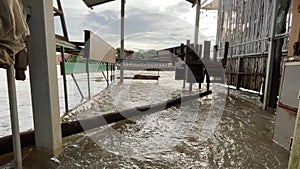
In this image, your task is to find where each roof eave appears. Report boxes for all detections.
[82,0,115,8]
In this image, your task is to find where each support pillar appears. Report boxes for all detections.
[24,0,62,156]
[7,65,22,169]
[194,0,201,50]
[120,0,125,82]
[203,41,211,60]
[263,0,279,109]
[263,0,291,109]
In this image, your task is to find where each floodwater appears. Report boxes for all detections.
[1,71,290,168]
[0,67,108,137]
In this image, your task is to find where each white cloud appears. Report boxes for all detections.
[54,0,217,51]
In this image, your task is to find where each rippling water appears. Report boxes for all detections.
[58,73,289,168]
[0,67,108,137]
[2,71,290,168]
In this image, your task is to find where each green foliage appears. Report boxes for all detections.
[67,55,100,64]
[131,49,157,60]
[115,48,157,60]
[143,49,156,58]
[67,55,79,62]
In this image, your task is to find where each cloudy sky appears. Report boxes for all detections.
[54,0,217,51]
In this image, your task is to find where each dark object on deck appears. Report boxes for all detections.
[0,90,212,156]
[61,90,212,136]
[294,29,300,56]
[179,43,185,61]
[144,68,162,71]
[133,74,160,80]
[221,42,229,67]
[294,42,300,56]
[186,45,205,83]
[175,67,185,80]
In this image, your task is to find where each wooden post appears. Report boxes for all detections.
[213,45,218,61]
[222,42,229,67]
[203,41,211,90]
[236,57,242,90]
[180,43,185,60]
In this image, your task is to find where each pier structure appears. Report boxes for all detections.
[213,0,300,167]
[1,1,211,166]
[215,0,291,109]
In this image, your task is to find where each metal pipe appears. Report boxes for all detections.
[287,0,293,33]
[230,38,267,48]
[263,0,279,109]
[230,49,288,58]
[86,57,91,100]
[120,0,125,82]
[7,65,22,169]
[218,32,290,49]
[61,47,69,113]
[106,63,109,86]
[110,64,113,82]
[273,32,290,40]
[71,74,84,100]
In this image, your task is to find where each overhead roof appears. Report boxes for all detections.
[82,0,115,8]
[83,0,200,8]
[202,0,218,10]
[186,0,197,6]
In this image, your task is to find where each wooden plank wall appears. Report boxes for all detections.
[216,0,292,92]
[226,56,267,91]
